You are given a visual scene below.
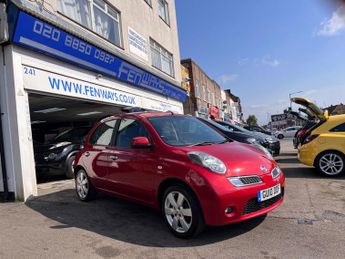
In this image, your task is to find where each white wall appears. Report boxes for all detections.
[0,45,37,200]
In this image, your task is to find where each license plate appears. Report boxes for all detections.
[258,184,281,202]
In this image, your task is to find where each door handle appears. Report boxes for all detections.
[109,155,118,161]
[85,151,90,157]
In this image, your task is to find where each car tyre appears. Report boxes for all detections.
[277,134,284,139]
[75,169,97,201]
[65,155,76,179]
[162,185,205,238]
[315,151,345,177]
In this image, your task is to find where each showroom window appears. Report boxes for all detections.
[331,123,345,132]
[89,119,117,146]
[150,39,174,77]
[158,0,169,24]
[116,119,149,148]
[59,0,122,47]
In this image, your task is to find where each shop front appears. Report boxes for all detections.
[0,7,186,201]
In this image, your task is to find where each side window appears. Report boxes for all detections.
[116,119,149,148]
[330,123,345,132]
[89,119,117,146]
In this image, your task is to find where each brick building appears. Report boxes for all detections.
[181,59,222,119]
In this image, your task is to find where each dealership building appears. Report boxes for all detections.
[0,0,185,201]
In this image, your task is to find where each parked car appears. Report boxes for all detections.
[293,121,316,149]
[274,126,302,139]
[292,97,345,177]
[34,126,91,178]
[74,112,285,238]
[244,125,272,135]
[204,119,280,156]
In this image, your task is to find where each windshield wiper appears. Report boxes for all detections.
[189,141,217,146]
[189,140,229,147]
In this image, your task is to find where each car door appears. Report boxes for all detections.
[284,127,294,137]
[105,117,157,205]
[83,118,118,190]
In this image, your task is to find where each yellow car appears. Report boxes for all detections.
[292,97,345,177]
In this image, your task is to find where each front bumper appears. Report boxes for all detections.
[198,172,285,226]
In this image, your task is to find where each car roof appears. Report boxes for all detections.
[327,114,345,123]
[100,112,187,122]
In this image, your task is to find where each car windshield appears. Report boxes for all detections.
[148,116,227,146]
[220,122,252,133]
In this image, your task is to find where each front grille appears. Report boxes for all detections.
[240,176,262,185]
[242,192,283,215]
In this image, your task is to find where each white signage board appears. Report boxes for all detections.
[128,27,148,61]
[22,65,183,114]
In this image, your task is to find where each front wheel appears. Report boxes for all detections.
[316,151,345,177]
[162,185,204,238]
[75,169,97,201]
[277,134,284,139]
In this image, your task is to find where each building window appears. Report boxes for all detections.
[59,0,122,47]
[150,39,174,77]
[144,0,152,6]
[158,0,169,24]
[194,80,200,98]
[202,85,206,101]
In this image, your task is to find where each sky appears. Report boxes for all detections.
[175,0,345,124]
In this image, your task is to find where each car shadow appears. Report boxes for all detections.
[282,167,345,179]
[275,157,299,164]
[26,189,266,247]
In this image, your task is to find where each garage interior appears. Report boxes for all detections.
[29,93,124,183]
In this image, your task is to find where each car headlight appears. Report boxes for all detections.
[251,143,273,159]
[188,151,227,174]
[47,153,58,160]
[265,137,275,143]
[246,138,257,144]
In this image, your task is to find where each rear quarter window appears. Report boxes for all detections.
[330,123,345,132]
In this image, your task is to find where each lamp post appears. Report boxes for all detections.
[289,91,303,109]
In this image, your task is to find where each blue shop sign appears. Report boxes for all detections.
[11,11,186,102]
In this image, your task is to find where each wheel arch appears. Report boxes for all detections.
[157,178,202,211]
[74,165,86,178]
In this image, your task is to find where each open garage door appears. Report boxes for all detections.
[29,93,124,183]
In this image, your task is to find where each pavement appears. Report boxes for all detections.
[1,139,345,259]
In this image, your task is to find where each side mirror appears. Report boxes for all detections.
[131,137,152,148]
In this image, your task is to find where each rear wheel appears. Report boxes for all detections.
[162,185,204,238]
[75,169,97,201]
[316,151,345,177]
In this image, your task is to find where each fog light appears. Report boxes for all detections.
[225,207,233,214]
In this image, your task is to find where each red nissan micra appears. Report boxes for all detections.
[74,112,285,238]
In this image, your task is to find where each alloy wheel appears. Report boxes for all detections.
[76,170,89,199]
[164,191,193,234]
[319,153,344,176]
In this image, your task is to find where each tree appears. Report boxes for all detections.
[246,115,258,126]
